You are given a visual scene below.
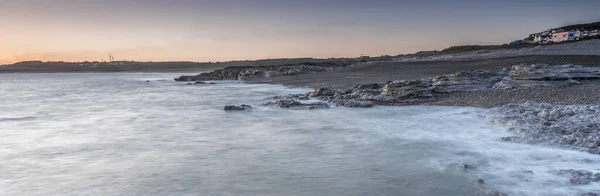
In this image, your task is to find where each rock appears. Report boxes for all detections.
[492,78,571,89]
[351,89,383,100]
[309,88,338,97]
[556,169,596,185]
[568,79,582,85]
[581,193,598,196]
[509,64,600,80]
[431,70,506,93]
[175,66,246,81]
[272,100,329,109]
[343,100,374,108]
[491,64,600,89]
[464,164,476,170]
[238,69,267,80]
[264,71,283,78]
[353,83,382,90]
[383,80,435,103]
[489,102,600,152]
[145,80,150,82]
[372,93,395,103]
[269,94,309,100]
[175,60,356,82]
[224,104,252,111]
[477,179,485,184]
[193,81,216,85]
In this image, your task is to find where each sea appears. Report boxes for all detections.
[1,73,599,196]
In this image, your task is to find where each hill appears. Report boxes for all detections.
[0,58,340,73]
[559,21,600,30]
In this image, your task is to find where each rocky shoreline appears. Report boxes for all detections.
[177,62,600,194]
[178,63,600,150]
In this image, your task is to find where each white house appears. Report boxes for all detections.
[574,30,582,40]
[534,34,548,43]
[552,32,570,42]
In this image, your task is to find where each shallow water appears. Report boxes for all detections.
[1,73,599,196]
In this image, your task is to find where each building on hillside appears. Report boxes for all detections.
[541,30,551,36]
[568,31,575,41]
[591,30,600,38]
[534,34,549,43]
[523,36,535,44]
[574,30,583,40]
[509,40,523,45]
[552,31,570,42]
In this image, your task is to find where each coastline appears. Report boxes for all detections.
[180,54,600,158]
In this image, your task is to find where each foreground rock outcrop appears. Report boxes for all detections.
[489,102,600,154]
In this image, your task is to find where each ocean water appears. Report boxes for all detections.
[1,73,599,196]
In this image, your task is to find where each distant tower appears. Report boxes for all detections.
[109,55,112,62]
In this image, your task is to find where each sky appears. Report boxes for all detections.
[1,0,600,64]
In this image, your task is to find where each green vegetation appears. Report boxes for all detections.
[559,21,600,30]
[440,44,538,54]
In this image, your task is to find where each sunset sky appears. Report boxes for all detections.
[1,0,600,64]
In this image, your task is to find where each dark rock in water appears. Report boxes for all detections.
[224,104,252,111]
[464,164,476,170]
[145,80,150,82]
[194,81,216,85]
[343,100,375,108]
[523,170,534,175]
[273,100,329,109]
[477,179,485,184]
[269,94,309,101]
